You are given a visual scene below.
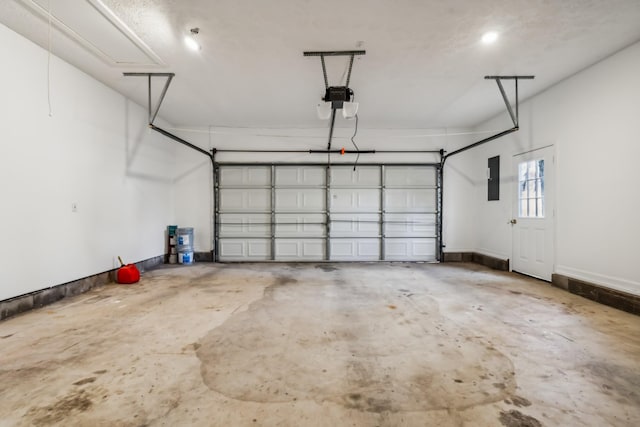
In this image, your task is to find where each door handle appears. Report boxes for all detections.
[509,219,517,225]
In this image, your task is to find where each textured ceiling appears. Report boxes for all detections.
[2,0,640,129]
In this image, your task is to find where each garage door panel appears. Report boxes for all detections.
[276,166,325,186]
[384,213,436,237]
[331,189,380,212]
[385,189,436,212]
[275,239,324,260]
[385,238,436,261]
[219,213,271,237]
[219,189,271,211]
[331,213,379,237]
[219,166,270,186]
[275,213,325,237]
[276,189,325,212]
[330,239,380,261]
[385,166,436,187]
[331,166,380,186]
[219,239,270,260]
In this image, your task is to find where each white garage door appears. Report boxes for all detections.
[215,164,437,262]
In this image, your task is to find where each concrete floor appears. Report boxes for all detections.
[1,263,639,427]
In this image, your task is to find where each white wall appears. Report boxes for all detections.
[171,126,474,253]
[0,24,176,301]
[446,41,640,295]
[441,147,479,254]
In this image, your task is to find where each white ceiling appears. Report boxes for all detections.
[2,0,640,129]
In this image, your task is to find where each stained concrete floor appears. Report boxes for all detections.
[1,263,639,427]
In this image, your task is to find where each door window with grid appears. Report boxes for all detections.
[518,159,544,218]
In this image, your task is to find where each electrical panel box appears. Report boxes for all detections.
[488,156,500,201]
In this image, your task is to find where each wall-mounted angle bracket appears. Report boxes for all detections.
[123,72,212,160]
[442,75,535,164]
[123,72,175,125]
[484,75,534,129]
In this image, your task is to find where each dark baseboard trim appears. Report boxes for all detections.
[472,253,509,271]
[194,251,214,262]
[0,255,164,321]
[552,273,640,316]
[443,252,474,263]
[443,252,509,271]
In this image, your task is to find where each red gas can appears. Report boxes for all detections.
[116,256,140,284]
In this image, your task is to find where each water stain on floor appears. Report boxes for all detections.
[583,361,640,406]
[499,409,542,427]
[315,265,338,272]
[510,395,532,407]
[196,271,516,412]
[25,389,94,426]
[72,377,96,386]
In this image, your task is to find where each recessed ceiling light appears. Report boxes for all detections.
[481,31,499,44]
[184,27,201,51]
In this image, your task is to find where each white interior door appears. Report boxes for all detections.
[511,146,555,280]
